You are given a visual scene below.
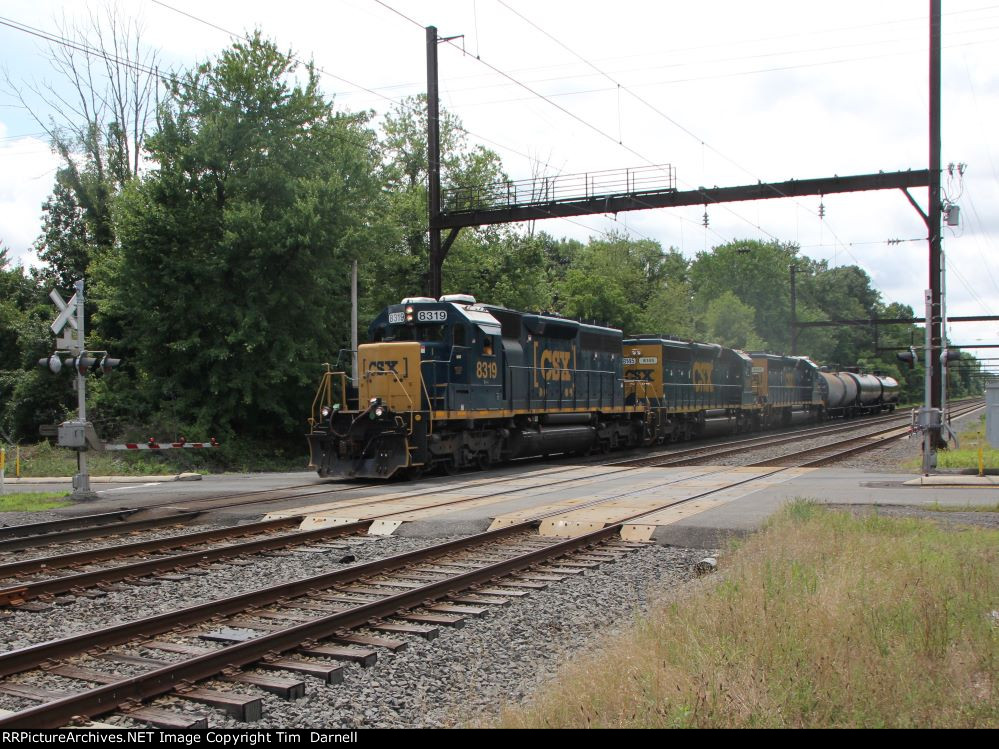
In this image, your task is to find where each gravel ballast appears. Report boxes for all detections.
[0,533,713,729]
[124,542,711,729]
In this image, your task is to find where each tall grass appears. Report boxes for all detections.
[498,502,998,728]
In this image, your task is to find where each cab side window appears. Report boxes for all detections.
[453,325,466,347]
[483,335,494,356]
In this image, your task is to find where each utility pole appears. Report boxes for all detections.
[426,25,443,300]
[928,0,944,450]
[351,260,359,387]
[789,264,798,355]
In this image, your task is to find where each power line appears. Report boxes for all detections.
[493,2,896,279]
[328,4,999,103]
[371,0,773,247]
[150,0,566,175]
[0,14,383,158]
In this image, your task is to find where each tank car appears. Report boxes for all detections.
[817,369,900,417]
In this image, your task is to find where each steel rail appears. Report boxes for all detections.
[0,517,303,579]
[748,402,985,468]
[0,509,142,541]
[0,520,374,607]
[0,511,203,554]
[0,524,614,728]
[0,519,536,681]
[608,397,982,469]
[610,410,913,468]
[0,466,644,607]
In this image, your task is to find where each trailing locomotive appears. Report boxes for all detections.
[307,295,900,479]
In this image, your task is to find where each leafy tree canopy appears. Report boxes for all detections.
[100,32,383,438]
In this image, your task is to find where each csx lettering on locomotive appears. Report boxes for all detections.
[366,359,408,378]
[537,348,572,382]
[692,361,714,393]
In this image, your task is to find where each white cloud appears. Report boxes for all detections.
[0,121,60,267]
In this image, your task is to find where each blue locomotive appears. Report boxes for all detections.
[307,295,899,479]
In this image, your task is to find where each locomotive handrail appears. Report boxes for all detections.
[308,368,349,431]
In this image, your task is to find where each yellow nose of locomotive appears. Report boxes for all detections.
[358,341,423,413]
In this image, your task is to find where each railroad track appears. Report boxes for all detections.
[0,521,643,728]
[0,463,655,607]
[6,399,978,549]
[618,399,984,469]
[1,401,980,729]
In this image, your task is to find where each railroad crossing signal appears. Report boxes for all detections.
[39,279,101,500]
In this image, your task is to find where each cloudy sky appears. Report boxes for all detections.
[1,0,997,360]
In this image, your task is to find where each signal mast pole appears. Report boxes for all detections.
[73,280,90,496]
[427,25,443,300]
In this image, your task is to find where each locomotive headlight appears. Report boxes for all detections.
[374,406,385,418]
[405,306,414,314]
[321,406,332,418]
[405,314,413,322]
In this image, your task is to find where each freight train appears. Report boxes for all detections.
[306,295,899,479]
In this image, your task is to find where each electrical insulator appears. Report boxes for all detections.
[818,202,826,219]
[702,209,709,228]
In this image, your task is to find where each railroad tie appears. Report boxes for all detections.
[124,706,208,730]
[258,658,344,685]
[175,688,262,723]
[297,644,378,668]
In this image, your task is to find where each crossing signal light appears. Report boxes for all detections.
[943,350,961,363]
[99,356,121,375]
[73,355,98,374]
[37,354,63,374]
[897,346,918,369]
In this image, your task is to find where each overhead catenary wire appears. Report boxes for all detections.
[0,14,384,157]
[371,0,770,247]
[491,0,877,269]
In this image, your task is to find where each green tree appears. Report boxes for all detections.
[372,95,514,310]
[703,290,766,350]
[557,235,668,331]
[0,246,70,440]
[690,239,801,349]
[102,33,383,438]
[557,235,690,334]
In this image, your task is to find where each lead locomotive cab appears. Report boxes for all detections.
[307,295,639,480]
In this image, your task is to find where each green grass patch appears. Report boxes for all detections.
[496,501,999,728]
[905,414,998,471]
[13,439,310,478]
[0,491,72,512]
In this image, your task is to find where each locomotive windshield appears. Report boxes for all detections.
[378,323,446,343]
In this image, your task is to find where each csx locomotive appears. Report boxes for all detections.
[306,295,899,479]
